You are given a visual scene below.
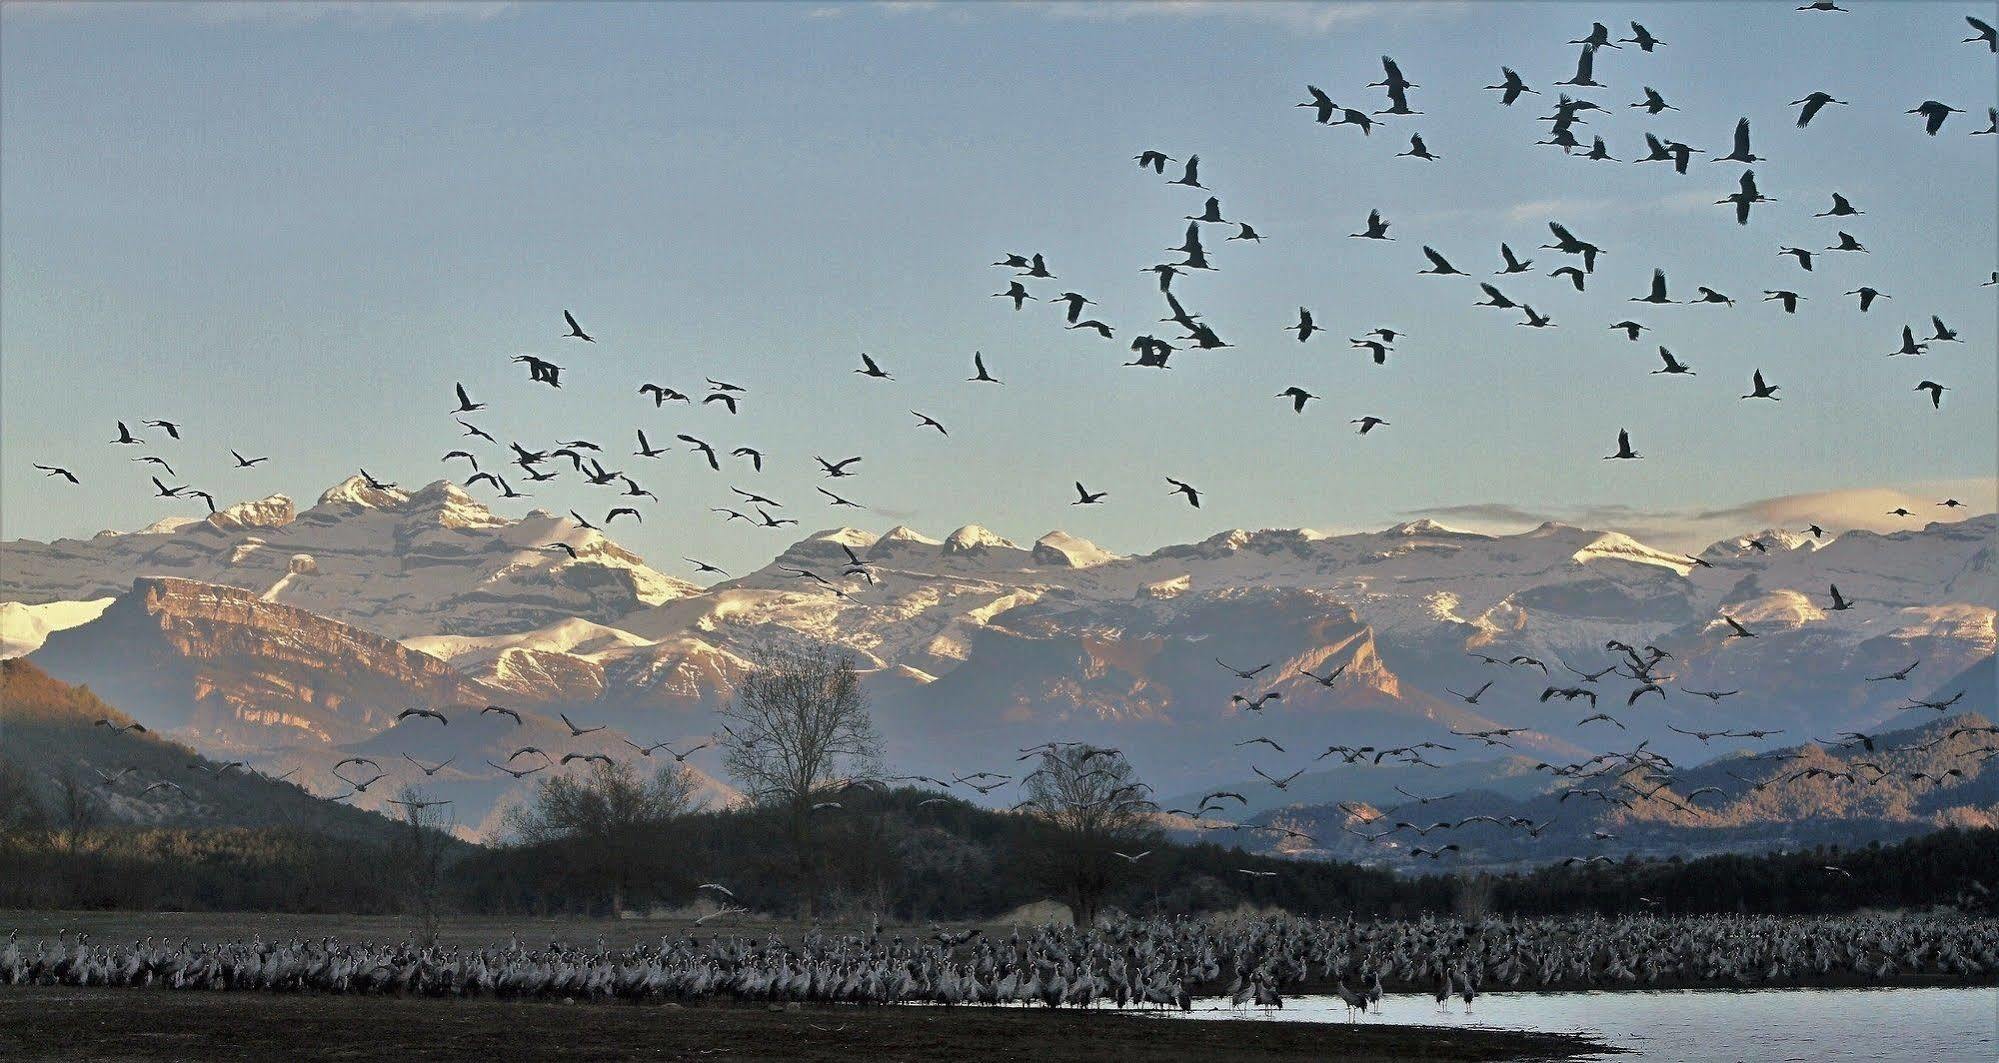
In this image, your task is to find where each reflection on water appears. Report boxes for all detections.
[1160,986,1997,1062]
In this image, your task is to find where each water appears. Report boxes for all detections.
[1155,986,1997,1061]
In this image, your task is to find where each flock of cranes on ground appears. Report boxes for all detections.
[7,911,1995,1015]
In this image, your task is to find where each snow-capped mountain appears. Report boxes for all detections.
[0,477,698,638]
[6,478,1992,810]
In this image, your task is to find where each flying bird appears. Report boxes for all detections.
[1741,370,1780,400]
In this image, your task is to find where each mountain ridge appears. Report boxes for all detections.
[6,478,1992,819]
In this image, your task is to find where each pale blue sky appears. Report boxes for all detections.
[4,1,1994,577]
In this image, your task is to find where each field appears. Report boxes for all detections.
[0,987,1605,1063]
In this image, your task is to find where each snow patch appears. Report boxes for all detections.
[941,524,1017,556]
[0,598,115,658]
[1033,531,1117,568]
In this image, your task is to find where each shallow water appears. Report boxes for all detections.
[1159,986,1997,1061]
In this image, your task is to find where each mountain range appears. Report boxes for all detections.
[1218,707,1999,869]
[4,476,1992,839]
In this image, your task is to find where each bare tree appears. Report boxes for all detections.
[719,641,881,917]
[49,768,100,904]
[503,760,695,914]
[389,785,454,945]
[1018,745,1159,928]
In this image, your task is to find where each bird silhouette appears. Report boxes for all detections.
[1419,246,1465,276]
[1792,91,1847,128]
[1605,429,1640,460]
[1350,210,1392,240]
[1762,290,1803,314]
[1908,100,1962,136]
[1484,67,1535,106]
[1968,16,1997,51]
[1633,269,1674,304]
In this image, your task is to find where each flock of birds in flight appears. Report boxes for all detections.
[28,9,1999,879]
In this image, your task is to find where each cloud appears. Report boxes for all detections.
[1405,479,1997,551]
[1415,502,1557,525]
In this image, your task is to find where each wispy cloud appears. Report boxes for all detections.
[1405,480,1997,551]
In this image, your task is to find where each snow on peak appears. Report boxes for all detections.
[876,525,942,546]
[404,480,504,529]
[1385,518,1477,538]
[0,598,115,658]
[867,525,943,559]
[1703,528,1816,559]
[1033,530,1118,568]
[316,475,409,510]
[941,524,1018,556]
[1571,531,1694,572]
[806,527,879,549]
[209,494,296,531]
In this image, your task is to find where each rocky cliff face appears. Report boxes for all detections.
[29,577,496,748]
[25,578,737,838]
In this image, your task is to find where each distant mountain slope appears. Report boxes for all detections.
[0,478,698,637]
[30,576,502,748]
[0,659,402,843]
[24,581,736,838]
[1227,711,1999,869]
[437,512,1993,784]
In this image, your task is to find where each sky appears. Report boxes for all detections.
[3,1,1994,579]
